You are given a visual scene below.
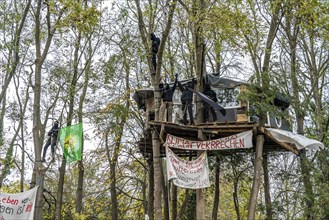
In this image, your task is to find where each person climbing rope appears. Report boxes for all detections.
[42,120,60,162]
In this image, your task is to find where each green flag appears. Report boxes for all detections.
[59,123,83,163]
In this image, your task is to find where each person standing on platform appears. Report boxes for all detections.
[178,78,195,125]
[202,83,218,122]
[159,73,178,122]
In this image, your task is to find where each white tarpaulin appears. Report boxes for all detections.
[0,186,38,220]
[266,128,324,150]
[165,130,253,150]
[166,147,210,189]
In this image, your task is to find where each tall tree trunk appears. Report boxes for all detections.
[193,0,207,217]
[75,38,92,213]
[0,87,6,147]
[197,131,207,219]
[107,134,119,220]
[147,157,154,220]
[171,183,178,220]
[33,0,63,217]
[248,1,282,218]
[248,132,265,220]
[177,189,190,219]
[55,158,66,220]
[300,153,314,220]
[283,4,316,218]
[33,1,47,218]
[263,153,273,220]
[212,156,220,220]
[134,1,177,218]
[55,32,81,220]
[152,130,163,218]
[233,179,240,220]
[187,191,196,219]
[162,165,170,220]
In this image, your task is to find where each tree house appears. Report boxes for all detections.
[133,75,314,158]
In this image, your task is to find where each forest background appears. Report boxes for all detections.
[0,0,329,219]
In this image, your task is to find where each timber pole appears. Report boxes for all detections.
[197,130,207,220]
[247,128,264,219]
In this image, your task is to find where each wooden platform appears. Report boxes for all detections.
[138,120,299,158]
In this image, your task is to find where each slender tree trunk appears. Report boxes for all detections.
[108,135,119,220]
[193,0,207,217]
[0,90,6,147]
[248,132,264,220]
[284,6,316,218]
[212,156,220,220]
[147,157,154,220]
[177,189,190,219]
[197,131,207,219]
[55,32,81,220]
[162,165,170,220]
[187,191,196,219]
[172,183,178,220]
[152,129,163,219]
[300,153,314,220]
[33,2,46,217]
[233,177,240,220]
[75,41,92,213]
[55,158,66,220]
[263,153,273,220]
[33,0,62,217]
[248,1,282,218]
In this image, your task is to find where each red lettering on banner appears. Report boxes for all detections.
[240,139,245,148]
[25,202,33,212]
[2,196,18,205]
[166,131,251,150]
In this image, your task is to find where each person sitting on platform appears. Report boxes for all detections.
[178,78,195,125]
[159,73,178,122]
[203,83,218,122]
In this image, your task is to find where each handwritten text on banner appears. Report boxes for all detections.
[166,147,210,189]
[0,186,38,220]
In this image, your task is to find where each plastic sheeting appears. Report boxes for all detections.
[266,128,324,150]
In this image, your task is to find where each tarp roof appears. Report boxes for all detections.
[266,128,324,151]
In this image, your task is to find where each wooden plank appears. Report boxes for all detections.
[237,114,248,122]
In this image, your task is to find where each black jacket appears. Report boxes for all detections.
[179,79,195,102]
[203,84,217,102]
[162,77,178,102]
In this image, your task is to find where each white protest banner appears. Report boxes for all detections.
[0,186,38,220]
[166,147,210,189]
[165,130,253,150]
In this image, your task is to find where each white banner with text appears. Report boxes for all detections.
[166,147,210,189]
[0,186,38,220]
[165,130,253,150]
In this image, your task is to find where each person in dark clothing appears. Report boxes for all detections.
[42,120,60,162]
[178,78,195,125]
[203,83,218,122]
[150,33,160,73]
[159,73,178,122]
